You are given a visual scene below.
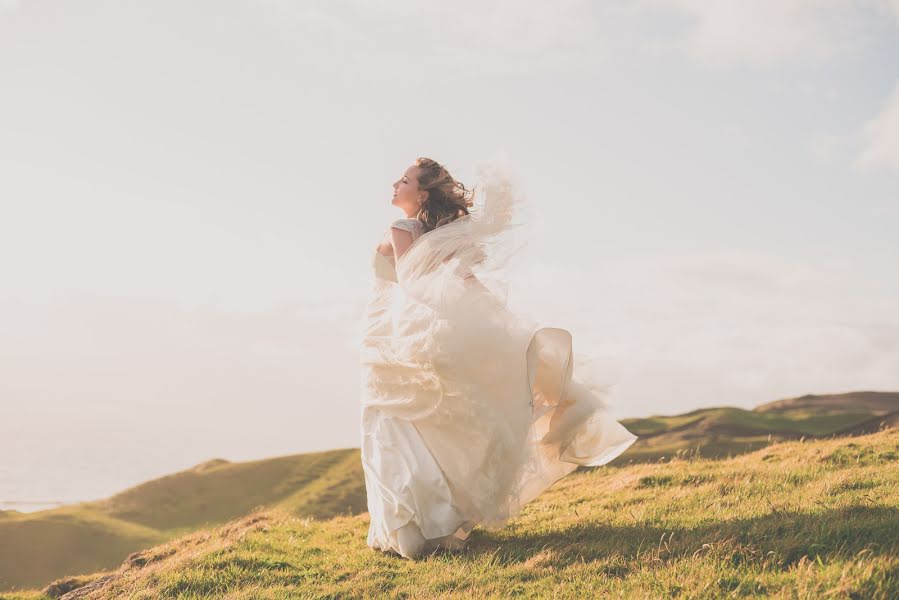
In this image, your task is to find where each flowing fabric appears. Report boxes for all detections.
[360,160,638,557]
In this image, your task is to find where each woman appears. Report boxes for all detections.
[360,157,638,559]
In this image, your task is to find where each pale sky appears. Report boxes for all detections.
[1,1,898,505]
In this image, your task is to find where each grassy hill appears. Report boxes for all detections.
[5,427,898,599]
[0,448,365,592]
[2,390,896,594]
[618,391,899,463]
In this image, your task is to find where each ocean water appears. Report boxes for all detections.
[0,500,67,512]
[0,453,202,513]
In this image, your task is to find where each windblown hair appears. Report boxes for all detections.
[413,157,477,232]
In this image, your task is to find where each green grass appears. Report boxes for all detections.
[0,448,366,592]
[8,428,898,599]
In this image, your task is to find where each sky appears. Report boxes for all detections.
[1,0,898,507]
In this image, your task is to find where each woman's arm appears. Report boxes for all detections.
[390,224,415,259]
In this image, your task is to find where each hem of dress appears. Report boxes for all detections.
[367,517,476,557]
[578,433,639,468]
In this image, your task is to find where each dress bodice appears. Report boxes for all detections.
[371,218,426,283]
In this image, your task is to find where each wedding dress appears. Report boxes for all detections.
[360,162,638,558]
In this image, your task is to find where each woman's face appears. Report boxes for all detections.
[392,165,426,213]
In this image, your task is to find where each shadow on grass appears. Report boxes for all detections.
[453,505,899,571]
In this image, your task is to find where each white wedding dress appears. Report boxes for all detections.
[360,162,638,558]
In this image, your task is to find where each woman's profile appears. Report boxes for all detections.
[360,157,638,558]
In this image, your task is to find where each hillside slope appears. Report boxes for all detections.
[619,390,899,463]
[0,448,365,591]
[3,390,896,594]
[7,427,898,599]
[754,390,899,414]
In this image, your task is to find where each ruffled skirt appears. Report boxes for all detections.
[360,278,638,557]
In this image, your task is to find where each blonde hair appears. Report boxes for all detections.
[413,157,476,232]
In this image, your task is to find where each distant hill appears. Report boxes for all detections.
[1,390,897,593]
[618,391,899,463]
[0,448,365,592]
[754,390,899,415]
[7,427,899,599]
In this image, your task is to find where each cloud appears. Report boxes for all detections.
[511,251,899,417]
[857,81,899,174]
[810,132,855,163]
[644,0,889,68]
[877,0,899,20]
[261,0,605,74]
[0,0,20,15]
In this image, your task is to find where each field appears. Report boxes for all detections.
[4,426,897,599]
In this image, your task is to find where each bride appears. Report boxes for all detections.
[360,156,638,559]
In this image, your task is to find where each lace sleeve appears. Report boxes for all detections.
[390,218,425,240]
